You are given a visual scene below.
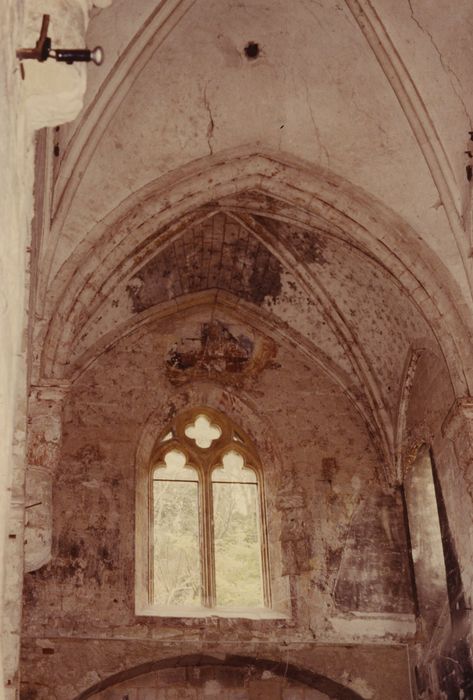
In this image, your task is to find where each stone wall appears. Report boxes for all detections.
[92,665,332,700]
[20,311,414,699]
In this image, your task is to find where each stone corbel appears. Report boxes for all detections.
[21,0,112,130]
[441,397,473,499]
[24,382,69,572]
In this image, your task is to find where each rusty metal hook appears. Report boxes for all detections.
[16,14,103,65]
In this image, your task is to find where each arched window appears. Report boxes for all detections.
[137,407,272,617]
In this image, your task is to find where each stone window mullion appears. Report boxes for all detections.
[201,467,216,607]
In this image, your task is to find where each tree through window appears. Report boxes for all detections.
[149,408,270,612]
[152,450,201,606]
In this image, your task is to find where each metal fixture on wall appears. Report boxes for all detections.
[17,14,103,66]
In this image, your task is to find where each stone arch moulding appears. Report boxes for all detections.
[68,289,357,400]
[147,385,287,498]
[72,654,365,700]
[344,0,467,273]
[43,180,406,476]
[44,0,470,308]
[44,200,396,479]
[134,383,292,615]
[394,339,456,481]
[48,0,199,255]
[39,148,473,400]
[397,340,460,482]
[66,291,386,480]
[134,381,283,477]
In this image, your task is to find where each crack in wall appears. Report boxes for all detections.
[407,0,472,129]
[302,78,330,167]
[349,86,389,144]
[203,84,215,156]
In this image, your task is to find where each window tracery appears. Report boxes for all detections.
[139,407,271,616]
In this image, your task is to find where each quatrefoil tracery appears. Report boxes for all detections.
[184,414,222,449]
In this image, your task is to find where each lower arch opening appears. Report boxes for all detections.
[75,653,366,700]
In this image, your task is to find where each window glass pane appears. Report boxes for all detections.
[212,451,263,607]
[154,449,196,481]
[212,450,256,483]
[152,450,201,606]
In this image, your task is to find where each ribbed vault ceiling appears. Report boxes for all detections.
[126,212,284,311]
[31,0,473,483]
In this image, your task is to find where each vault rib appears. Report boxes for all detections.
[227,210,396,485]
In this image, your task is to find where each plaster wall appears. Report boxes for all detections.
[21,312,414,699]
[46,0,473,306]
[0,1,114,696]
[0,3,31,696]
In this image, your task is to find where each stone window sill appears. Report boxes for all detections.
[136,605,288,620]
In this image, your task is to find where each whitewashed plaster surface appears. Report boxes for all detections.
[1,0,111,698]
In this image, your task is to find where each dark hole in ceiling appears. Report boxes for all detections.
[244,41,260,59]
